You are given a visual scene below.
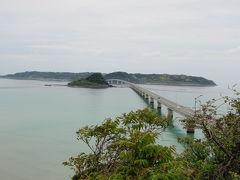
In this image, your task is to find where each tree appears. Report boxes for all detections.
[63,108,199,180]
[180,89,240,179]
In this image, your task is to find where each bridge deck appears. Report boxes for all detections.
[107,79,195,118]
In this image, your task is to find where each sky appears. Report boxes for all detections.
[0,0,239,84]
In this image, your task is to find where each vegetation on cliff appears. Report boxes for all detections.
[64,91,240,179]
[68,73,109,88]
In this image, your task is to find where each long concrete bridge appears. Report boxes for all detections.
[106,79,195,133]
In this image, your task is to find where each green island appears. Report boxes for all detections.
[0,71,216,86]
[68,73,110,88]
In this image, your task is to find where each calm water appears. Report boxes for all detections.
[0,79,235,180]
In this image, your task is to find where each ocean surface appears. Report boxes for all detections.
[0,78,235,180]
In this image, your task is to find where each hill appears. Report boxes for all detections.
[1,71,216,86]
[105,72,216,86]
[1,71,92,81]
[68,73,110,88]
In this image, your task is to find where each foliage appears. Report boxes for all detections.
[104,72,216,86]
[86,73,108,85]
[63,108,199,180]
[68,73,109,87]
[179,89,240,179]
[2,71,93,80]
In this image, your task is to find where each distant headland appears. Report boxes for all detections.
[0,71,216,86]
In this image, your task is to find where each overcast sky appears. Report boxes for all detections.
[0,0,239,84]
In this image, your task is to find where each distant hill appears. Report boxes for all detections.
[68,73,110,88]
[105,72,216,86]
[1,71,93,81]
[1,71,216,86]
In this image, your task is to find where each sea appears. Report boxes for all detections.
[0,78,236,180]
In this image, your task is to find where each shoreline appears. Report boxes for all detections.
[0,77,217,87]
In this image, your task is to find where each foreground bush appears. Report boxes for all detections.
[63,108,199,180]
[180,90,240,179]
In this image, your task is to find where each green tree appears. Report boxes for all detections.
[68,73,109,87]
[63,108,199,180]
[180,90,240,179]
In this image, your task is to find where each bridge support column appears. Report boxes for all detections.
[167,108,173,120]
[145,94,149,102]
[157,102,162,113]
[186,122,195,133]
[137,90,140,95]
[150,97,154,106]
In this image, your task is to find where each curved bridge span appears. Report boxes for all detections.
[106,79,195,133]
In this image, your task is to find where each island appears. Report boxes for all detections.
[0,71,216,86]
[68,73,110,88]
[104,72,217,86]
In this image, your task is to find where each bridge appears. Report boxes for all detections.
[106,79,195,133]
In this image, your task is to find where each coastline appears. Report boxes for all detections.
[1,77,217,87]
[68,85,110,89]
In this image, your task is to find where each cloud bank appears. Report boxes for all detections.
[0,0,239,83]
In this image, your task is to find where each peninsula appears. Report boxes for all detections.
[0,71,216,86]
[68,73,110,88]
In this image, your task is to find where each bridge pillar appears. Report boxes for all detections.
[150,97,154,106]
[186,122,195,133]
[167,108,173,120]
[137,90,140,95]
[135,89,139,94]
[157,102,162,113]
[145,94,149,102]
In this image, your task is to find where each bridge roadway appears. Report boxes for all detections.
[107,79,195,133]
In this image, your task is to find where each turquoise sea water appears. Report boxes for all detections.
[0,79,234,180]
